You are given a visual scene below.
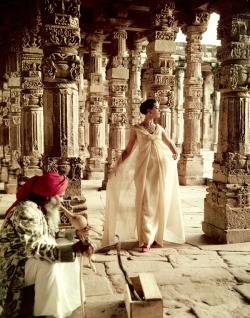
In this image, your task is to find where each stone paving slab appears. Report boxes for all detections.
[84,274,113,297]
[219,252,250,267]
[105,270,237,302]
[191,302,250,318]
[156,267,235,285]
[0,194,15,216]
[228,268,250,283]
[85,294,127,318]
[105,258,173,276]
[168,252,227,268]
[161,283,245,313]
[234,283,250,303]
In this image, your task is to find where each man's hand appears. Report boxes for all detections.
[72,240,90,254]
[76,228,89,238]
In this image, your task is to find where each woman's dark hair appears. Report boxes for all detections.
[139,99,157,115]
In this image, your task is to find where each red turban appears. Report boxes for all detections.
[5,171,68,217]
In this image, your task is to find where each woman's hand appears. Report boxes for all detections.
[172,153,178,160]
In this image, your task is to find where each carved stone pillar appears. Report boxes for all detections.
[203,2,250,243]
[147,1,177,135]
[102,28,129,189]
[41,0,86,211]
[211,63,220,152]
[178,11,210,185]
[6,80,21,193]
[3,45,22,193]
[175,64,185,148]
[201,70,214,149]
[20,0,44,185]
[85,32,107,179]
[78,49,88,177]
[0,94,10,183]
[128,42,143,126]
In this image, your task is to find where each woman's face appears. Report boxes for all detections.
[148,102,160,119]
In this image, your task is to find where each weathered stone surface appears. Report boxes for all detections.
[191,302,249,318]
[109,273,126,294]
[147,40,176,54]
[168,252,227,268]
[130,246,179,256]
[164,308,196,317]
[198,242,250,252]
[106,259,172,276]
[219,252,250,267]
[82,263,114,297]
[161,283,242,311]
[84,274,113,297]
[0,194,15,217]
[85,294,127,318]
[154,266,234,287]
[177,248,215,255]
[228,268,250,283]
[234,284,250,303]
[82,260,106,276]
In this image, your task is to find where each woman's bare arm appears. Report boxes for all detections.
[162,130,179,160]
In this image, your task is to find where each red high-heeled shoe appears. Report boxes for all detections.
[141,243,151,253]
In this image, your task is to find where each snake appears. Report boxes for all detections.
[115,235,144,302]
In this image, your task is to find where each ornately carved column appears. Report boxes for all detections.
[175,63,185,148]
[203,2,250,243]
[3,41,22,193]
[178,11,210,185]
[20,0,44,184]
[147,1,177,135]
[211,63,220,152]
[78,48,89,176]
[41,0,86,211]
[128,42,143,126]
[201,70,214,149]
[0,91,10,184]
[102,28,129,189]
[85,32,107,179]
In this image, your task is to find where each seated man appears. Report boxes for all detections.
[0,171,88,318]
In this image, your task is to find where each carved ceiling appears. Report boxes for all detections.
[0,1,249,41]
[0,0,249,72]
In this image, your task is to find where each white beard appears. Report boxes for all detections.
[43,196,61,227]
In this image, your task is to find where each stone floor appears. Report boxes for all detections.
[70,180,250,318]
[1,150,250,317]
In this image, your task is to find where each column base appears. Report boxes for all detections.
[178,176,205,185]
[210,143,218,151]
[85,158,105,180]
[202,221,250,244]
[101,179,107,190]
[85,170,104,180]
[178,154,205,185]
[4,183,18,194]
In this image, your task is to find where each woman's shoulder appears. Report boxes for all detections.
[132,124,141,128]
[132,124,143,131]
[156,124,164,132]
